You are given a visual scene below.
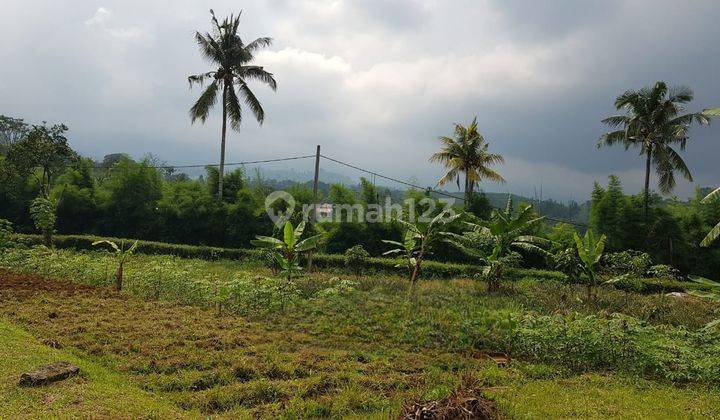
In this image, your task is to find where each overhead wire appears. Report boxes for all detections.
[320,154,590,227]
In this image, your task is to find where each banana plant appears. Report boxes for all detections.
[700,186,720,247]
[686,276,720,331]
[697,109,719,246]
[92,239,139,291]
[382,209,461,286]
[573,230,606,300]
[382,229,418,279]
[687,276,720,301]
[251,221,324,282]
[445,197,549,292]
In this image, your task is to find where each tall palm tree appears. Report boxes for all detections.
[598,82,710,216]
[429,118,505,202]
[189,10,277,201]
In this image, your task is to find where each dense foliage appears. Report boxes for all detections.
[589,176,720,279]
[0,112,718,281]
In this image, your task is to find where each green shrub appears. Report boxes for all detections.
[647,264,682,280]
[552,247,583,281]
[18,234,260,260]
[606,274,645,293]
[602,250,652,276]
[0,219,14,250]
[344,245,370,278]
[15,234,568,281]
[226,275,301,316]
[509,313,720,382]
[608,276,715,295]
[29,197,57,246]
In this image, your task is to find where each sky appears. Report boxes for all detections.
[1,0,718,201]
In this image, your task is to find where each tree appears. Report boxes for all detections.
[383,210,461,287]
[589,175,626,250]
[599,82,710,216]
[429,117,504,202]
[446,197,549,292]
[574,230,606,300]
[359,177,379,205]
[100,158,162,238]
[0,115,28,155]
[189,10,277,201]
[205,166,246,203]
[52,158,99,234]
[327,183,356,205]
[4,123,76,197]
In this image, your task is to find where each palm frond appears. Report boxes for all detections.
[225,83,244,130]
[601,115,630,127]
[246,37,273,53]
[240,65,278,91]
[188,72,216,89]
[668,85,694,103]
[195,31,224,64]
[189,80,220,123]
[702,187,720,204]
[701,221,720,247]
[237,82,265,124]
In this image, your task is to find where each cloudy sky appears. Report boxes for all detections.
[1,0,718,201]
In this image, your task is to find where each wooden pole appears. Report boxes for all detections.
[307,145,321,270]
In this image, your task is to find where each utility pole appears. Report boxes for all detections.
[307,145,321,270]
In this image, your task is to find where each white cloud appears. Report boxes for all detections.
[1,0,718,201]
[85,7,112,27]
[85,7,144,40]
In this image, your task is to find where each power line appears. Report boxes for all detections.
[151,155,316,169]
[139,151,589,227]
[320,154,589,227]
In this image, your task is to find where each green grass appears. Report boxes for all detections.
[0,319,188,419]
[2,247,720,417]
[490,373,720,418]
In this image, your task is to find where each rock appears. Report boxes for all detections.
[665,292,696,301]
[18,362,79,387]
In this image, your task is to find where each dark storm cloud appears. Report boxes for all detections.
[0,0,718,201]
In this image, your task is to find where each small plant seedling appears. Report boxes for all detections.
[92,239,139,291]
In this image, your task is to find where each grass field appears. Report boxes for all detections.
[1,247,720,418]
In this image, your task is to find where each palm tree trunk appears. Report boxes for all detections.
[464,173,470,203]
[218,82,228,201]
[643,145,652,218]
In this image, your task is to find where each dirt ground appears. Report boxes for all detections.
[0,268,478,417]
[0,269,99,295]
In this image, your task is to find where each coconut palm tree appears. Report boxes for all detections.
[189,10,277,201]
[598,82,710,216]
[429,118,505,202]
